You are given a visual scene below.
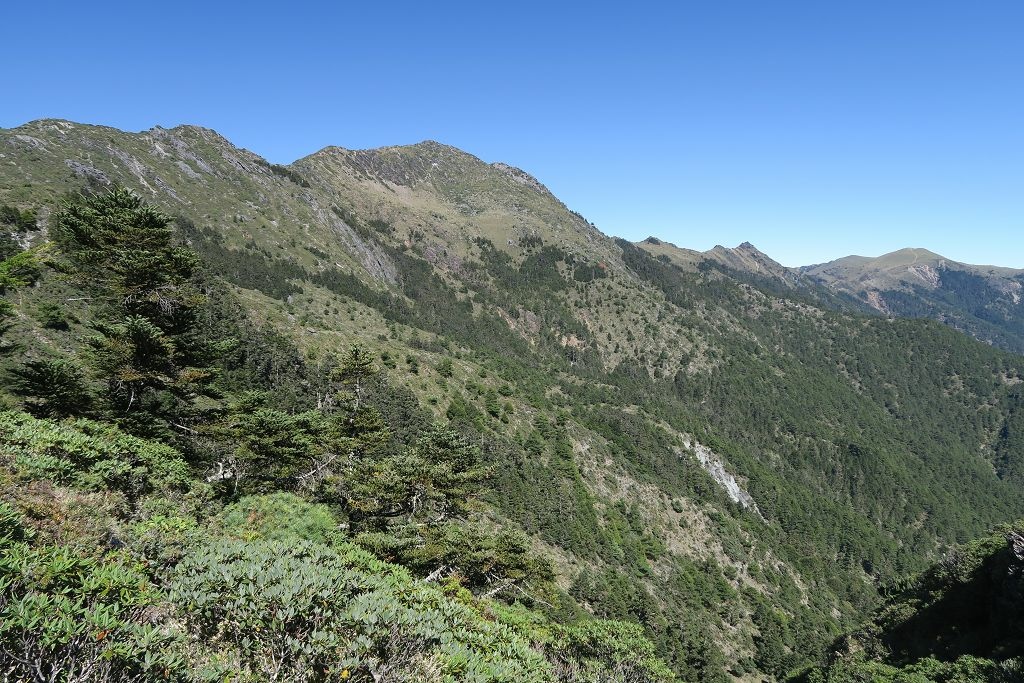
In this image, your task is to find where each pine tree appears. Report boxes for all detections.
[52,189,200,330]
[346,424,489,527]
[9,358,92,418]
[48,189,213,433]
[204,391,353,496]
[329,345,377,416]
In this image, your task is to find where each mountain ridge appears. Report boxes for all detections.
[801,247,1024,352]
[630,226,1023,351]
[8,118,1020,271]
[802,247,1023,282]
[4,117,1024,681]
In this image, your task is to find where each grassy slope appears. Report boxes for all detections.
[3,119,1024,680]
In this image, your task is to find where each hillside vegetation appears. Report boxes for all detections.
[0,190,672,682]
[792,523,1024,682]
[2,119,1024,681]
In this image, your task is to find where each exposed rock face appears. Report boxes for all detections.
[1009,531,1024,564]
[682,437,762,516]
[865,290,890,314]
[907,263,940,287]
[65,159,110,185]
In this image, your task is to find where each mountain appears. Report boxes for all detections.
[636,237,870,311]
[637,239,1024,355]
[3,119,1024,682]
[803,248,1024,353]
[637,238,792,281]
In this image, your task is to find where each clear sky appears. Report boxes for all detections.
[3,1,1022,267]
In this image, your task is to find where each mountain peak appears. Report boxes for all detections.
[635,237,792,280]
[803,247,1024,332]
[705,242,789,277]
[873,247,946,266]
[806,247,951,275]
[490,162,549,194]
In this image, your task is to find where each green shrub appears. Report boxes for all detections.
[492,603,675,683]
[0,542,183,681]
[170,538,554,682]
[355,519,554,600]
[9,358,92,418]
[548,619,676,682]
[0,501,32,546]
[216,492,341,545]
[0,411,189,501]
[34,301,71,330]
[130,512,202,569]
[0,204,37,232]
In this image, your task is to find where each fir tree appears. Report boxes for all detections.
[48,189,214,434]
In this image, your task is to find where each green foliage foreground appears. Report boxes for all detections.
[0,413,673,683]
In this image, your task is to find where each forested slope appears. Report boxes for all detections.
[792,522,1024,682]
[2,119,1023,681]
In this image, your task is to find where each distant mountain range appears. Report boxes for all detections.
[638,238,1024,354]
[802,248,1024,353]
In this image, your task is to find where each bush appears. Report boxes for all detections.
[547,619,676,683]
[0,204,37,232]
[0,501,33,546]
[0,542,183,682]
[0,411,190,501]
[216,492,341,545]
[492,603,675,683]
[9,358,92,418]
[170,538,554,682]
[34,301,71,330]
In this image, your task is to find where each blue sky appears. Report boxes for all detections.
[3,1,1022,267]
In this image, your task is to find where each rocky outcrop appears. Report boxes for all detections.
[681,437,762,517]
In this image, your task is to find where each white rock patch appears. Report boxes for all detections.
[682,437,763,519]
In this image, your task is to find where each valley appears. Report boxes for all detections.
[1,119,1022,682]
